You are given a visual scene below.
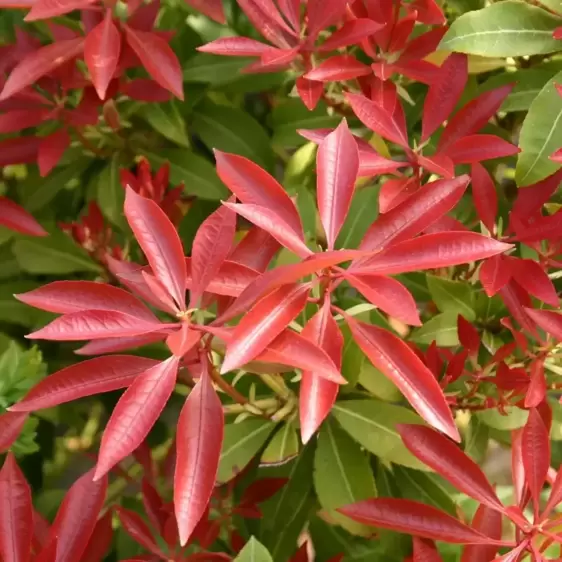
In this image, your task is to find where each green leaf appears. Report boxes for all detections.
[143,149,228,200]
[314,418,377,510]
[217,418,276,483]
[477,407,529,430]
[464,414,490,462]
[440,1,562,57]
[183,54,253,85]
[0,282,51,328]
[426,274,476,321]
[538,0,562,14]
[234,537,274,562]
[141,101,189,147]
[260,422,299,466]
[410,311,460,347]
[97,154,126,229]
[332,400,429,470]
[516,71,562,186]
[14,229,101,275]
[336,185,380,250]
[358,362,401,402]
[0,343,45,407]
[192,101,274,170]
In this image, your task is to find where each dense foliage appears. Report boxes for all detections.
[1,0,562,560]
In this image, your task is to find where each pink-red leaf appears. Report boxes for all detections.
[75,333,166,355]
[339,498,499,544]
[38,129,70,177]
[10,356,159,412]
[124,26,183,99]
[0,453,32,562]
[94,356,180,479]
[84,11,121,100]
[0,197,47,236]
[124,188,187,309]
[470,163,497,233]
[522,408,550,513]
[198,37,271,56]
[422,53,467,141]
[190,204,236,307]
[306,0,348,41]
[413,538,442,562]
[305,55,372,82]
[346,317,459,441]
[25,0,96,20]
[398,424,502,510]
[441,135,519,164]
[0,38,84,100]
[175,363,224,546]
[525,360,547,409]
[221,282,310,372]
[295,77,323,111]
[300,299,342,443]
[479,255,511,297]
[185,258,259,297]
[115,507,164,557]
[317,119,359,249]
[457,315,480,356]
[184,0,225,23]
[510,259,558,307]
[0,412,28,452]
[356,232,512,275]
[0,109,49,134]
[357,175,470,252]
[318,18,382,52]
[461,504,503,562]
[79,511,113,562]
[27,310,173,341]
[525,308,562,340]
[16,281,157,320]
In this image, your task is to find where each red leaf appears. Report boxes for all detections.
[306,0,348,41]
[141,478,166,534]
[95,356,179,479]
[412,0,445,24]
[228,226,280,273]
[305,55,372,81]
[237,0,296,48]
[0,39,84,100]
[470,163,497,233]
[417,155,455,179]
[398,424,503,509]
[0,197,47,237]
[215,151,304,241]
[115,507,164,557]
[25,0,96,20]
[300,299,342,443]
[0,109,49,133]
[422,53,467,141]
[124,26,183,99]
[277,0,300,29]
[27,310,173,341]
[357,175,470,252]
[442,135,519,164]
[189,204,236,307]
[318,18,382,52]
[461,504,503,562]
[296,77,323,111]
[510,259,558,307]
[84,12,121,100]
[344,272,421,326]
[124,188,187,309]
[479,255,511,297]
[175,363,224,546]
[346,92,409,147]
[525,308,562,340]
[358,232,511,275]
[0,412,28,452]
[47,469,107,562]
[339,498,499,544]
[317,120,359,249]
[16,280,157,320]
[543,465,562,520]
[221,282,310,372]
[379,177,419,214]
[120,79,172,102]
[438,85,514,152]
[240,477,288,505]
[413,538,443,562]
[259,46,299,68]
[346,317,459,441]
[198,36,271,56]
[525,360,547,408]
[0,453,32,562]
[38,129,69,177]
[10,356,159,412]
[75,333,166,355]
[457,315,480,356]
[184,0,225,23]
[0,137,40,167]
[522,408,550,513]
[79,511,113,562]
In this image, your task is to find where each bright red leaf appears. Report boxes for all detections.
[0,197,47,237]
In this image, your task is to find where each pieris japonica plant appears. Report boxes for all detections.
[0,0,562,560]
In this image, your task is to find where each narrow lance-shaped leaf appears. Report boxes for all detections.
[190,203,236,308]
[0,412,28,453]
[422,53,468,141]
[0,453,33,562]
[184,0,226,23]
[318,18,383,52]
[413,538,443,562]
[10,356,159,412]
[124,188,187,310]
[300,299,343,443]
[317,119,359,250]
[525,308,562,340]
[84,11,121,100]
[94,356,180,480]
[346,316,459,441]
[0,197,47,237]
[304,56,372,82]
[38,129,70,177]
[115,507,164,557]
[470,163,497,233]
[221,282,310,373]
[461,504,503,562]
[442,135,520,164]
[397,424,503,510]
[175,361,224,546]
[339,498,504,544]
[25,0,96,19]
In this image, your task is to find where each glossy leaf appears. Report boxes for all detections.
[305,56,372,81]
[95,356,180,479]
[346,317,459,441]
[0,197,47,237]
[318,19,383,52]
[174,362,224,546]
[37,129,70,177]
[316,120,359,249]
[442,135,519,164]
[115,507,164,557]
[10,356,159,412]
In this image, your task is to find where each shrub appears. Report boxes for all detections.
[0,0,562,560]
